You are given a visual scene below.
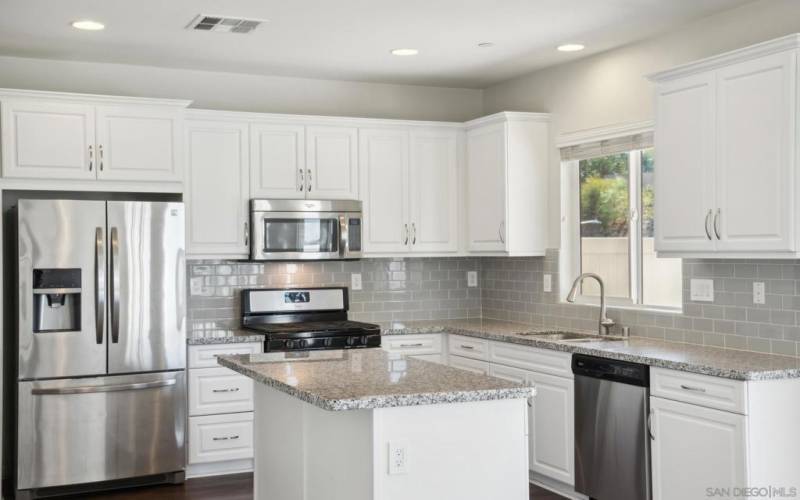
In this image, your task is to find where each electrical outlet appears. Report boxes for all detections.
[543,274,552,293]
[351,273,363,291]
[690,279,714,302]
[753,282,766,305]
[388,441,408,475]
[467,271,478,287]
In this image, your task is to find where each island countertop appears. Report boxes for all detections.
[217,349,534,411]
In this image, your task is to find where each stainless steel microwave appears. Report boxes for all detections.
[250,199,362,261]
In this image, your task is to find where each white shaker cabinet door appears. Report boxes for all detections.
[306,125,358,199]
[95,105,183,182]
[527,370,574,486]
[654,72,717,253]
[715,51,796,252]
[250,123,306,198]
[185,120,250,257]
[409,128,459,253]
[466,122,506,252]
[1,100,96,180]
[359,127,410,254]
[650,396,747,500]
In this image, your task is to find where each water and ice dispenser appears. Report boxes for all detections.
[32,269,81,333]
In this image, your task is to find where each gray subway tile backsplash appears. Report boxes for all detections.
[187,249,800,357]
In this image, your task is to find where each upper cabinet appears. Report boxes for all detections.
[465,112,549,256]
[651,35,800,257]
[1,92,189,183]
[250,123,357,200]
[359,126,460,256]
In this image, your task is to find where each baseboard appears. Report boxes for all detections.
[186,459,254,479]
[529,471,588,500]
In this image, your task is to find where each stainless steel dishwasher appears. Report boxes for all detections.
[573,354,651,500]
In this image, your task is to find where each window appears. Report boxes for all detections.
[562,132,682,309]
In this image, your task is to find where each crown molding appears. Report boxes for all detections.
[0,87,192,107]
[557,120,654,148]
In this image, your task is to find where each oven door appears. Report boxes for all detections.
[251,212,341,260]
[340,213,363,259]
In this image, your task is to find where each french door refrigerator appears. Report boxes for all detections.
[14,199,186,497]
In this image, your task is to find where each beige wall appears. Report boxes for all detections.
[482,0,800,247]
[0,55,483,122]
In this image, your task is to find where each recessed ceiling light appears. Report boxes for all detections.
[477,42,495,48]
[557,43,585,52]
[391,48,419,56]
[71,20,105,31]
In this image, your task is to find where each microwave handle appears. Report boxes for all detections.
[339,215,349,257]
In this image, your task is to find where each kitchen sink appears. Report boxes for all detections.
[519,331,624,343]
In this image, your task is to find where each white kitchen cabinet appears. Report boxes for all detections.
[527,370,574,486]
[94,105,183,182]
[0,93,188,182]
[189,366,255,416]
[448,355,490,375]
[465,112,549,256]
[360,126,460,256]
[185,119,250,258]
[305,125,359,199]
[651,36,800,257]
[650,396,747,500]
[250,123,306,198]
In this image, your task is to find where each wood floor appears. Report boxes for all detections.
[57,473,568,500]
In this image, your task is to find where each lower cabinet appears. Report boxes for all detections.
[449,354,490,374]
[381,333,446,364]
[187,342,263,477]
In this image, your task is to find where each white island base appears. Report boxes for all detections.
[254,385,530,500]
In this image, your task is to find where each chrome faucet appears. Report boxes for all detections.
[566,273,616,336]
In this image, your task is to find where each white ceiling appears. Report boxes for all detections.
[0,0,752,88]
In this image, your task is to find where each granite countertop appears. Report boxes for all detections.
[384,319,800,381]
[216,349,534,411]
[187,329,265,345]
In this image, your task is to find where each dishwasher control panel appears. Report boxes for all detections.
[572,354,649,386]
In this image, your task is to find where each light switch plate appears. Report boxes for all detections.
[467,271,478,287]
[351,273,362,291]
[543,274,552,293]
[753,282,766,305]
[690,279,714,302]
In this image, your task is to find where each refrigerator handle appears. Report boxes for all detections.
[110,227,121,344]
[95,227,105,344]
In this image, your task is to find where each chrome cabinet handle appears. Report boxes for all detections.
[404,224,409,245]
[88,145,94,171]
[212,435,240,441]
[713,209,721,240]
[399,343,424,347]
[498,221,505,244]
[460,344,475,350]
[110,227,121,344]
[307,168,312,192]
[680,384,707,393]
[704,210,712,240]
[244,221,249,247]
[647,410,655,440]
[98,144,104,171]
[95,227,105,345]
[32,379,176,395]
[412,222,416,245]
[298,169,305,191]
[212,387,240,393]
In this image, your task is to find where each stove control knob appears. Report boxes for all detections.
[285,340,295,350]
[360,335,370,345]
[324,338,333,347]
[296,339,308,349]
[346,336,359,346]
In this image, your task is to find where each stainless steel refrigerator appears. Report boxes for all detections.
[14,199,186,497]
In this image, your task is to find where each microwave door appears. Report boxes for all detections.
[17,199,108,380]
[253,212,341,260]
[107,202,186,374]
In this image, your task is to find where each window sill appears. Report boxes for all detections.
[563,298,682,315]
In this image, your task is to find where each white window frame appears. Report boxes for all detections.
[558,122,681,313]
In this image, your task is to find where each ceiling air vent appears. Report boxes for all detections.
[186,14,266,34]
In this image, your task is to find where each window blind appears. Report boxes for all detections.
[560,131,654,161]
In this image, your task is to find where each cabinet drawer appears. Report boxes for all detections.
[448,334,489,360]
[188,342,263,369]
[489,341,573,378]
[188,413,254,464]
[651,368,748,414]
[383,334,443,355]
[189,367,254,416]
[448,354,490,375]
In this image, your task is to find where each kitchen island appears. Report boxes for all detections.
[218,349,534,500]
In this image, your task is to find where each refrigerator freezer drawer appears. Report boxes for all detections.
[17,371,186,490]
